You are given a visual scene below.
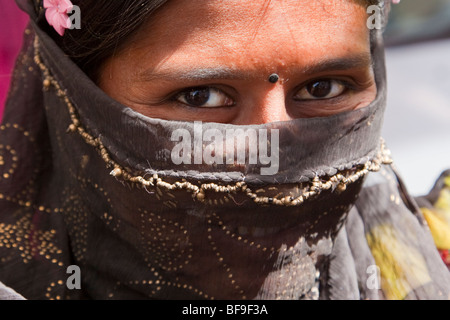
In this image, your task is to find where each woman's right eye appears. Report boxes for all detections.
[175,87,235,108]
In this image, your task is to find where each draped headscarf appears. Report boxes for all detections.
[0,0,449,300]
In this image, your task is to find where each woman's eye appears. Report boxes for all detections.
[294,80,347,100]
[175,87,235,108]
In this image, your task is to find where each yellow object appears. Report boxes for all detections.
[421,208,450,250]
[420,181,450,250]
[434,182,450,213]
[366,225,431,300]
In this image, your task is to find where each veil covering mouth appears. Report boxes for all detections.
[0,0,449,300]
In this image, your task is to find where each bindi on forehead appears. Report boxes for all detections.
[135,52,372,85]
[102,0,372,92]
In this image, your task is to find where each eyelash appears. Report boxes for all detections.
[171,86,235,108]
[293,79,352,101]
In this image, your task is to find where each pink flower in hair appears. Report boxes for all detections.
[43,0,73,36]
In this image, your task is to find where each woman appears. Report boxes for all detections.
[0,0,449,300]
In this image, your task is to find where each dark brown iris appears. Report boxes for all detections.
[185,87,210,106]
[306,80,332,98]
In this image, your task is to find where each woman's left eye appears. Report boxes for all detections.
[294,79,347,100]
[175,87,235,108]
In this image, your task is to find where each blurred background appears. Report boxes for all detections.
[0,0,449,196]
[382,0,450,195]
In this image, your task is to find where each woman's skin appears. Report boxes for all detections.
[99,0,377,124]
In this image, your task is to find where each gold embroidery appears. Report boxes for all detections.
[0,214,63,266]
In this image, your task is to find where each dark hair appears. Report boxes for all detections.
[37,0,387,82]
[38,0,169,81]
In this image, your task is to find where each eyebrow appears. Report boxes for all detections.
[302,53,372,75]
[137,53,372,82]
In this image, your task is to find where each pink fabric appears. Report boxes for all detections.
[0,2,29,122]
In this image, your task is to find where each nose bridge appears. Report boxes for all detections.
[233,86,291,125]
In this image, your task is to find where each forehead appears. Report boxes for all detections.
[125,0,370,74]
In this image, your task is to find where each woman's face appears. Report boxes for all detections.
[99,0,376,125]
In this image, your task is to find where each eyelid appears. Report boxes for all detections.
[293,73,368,93]
[293,79,352,101]
[172,86,236,108]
